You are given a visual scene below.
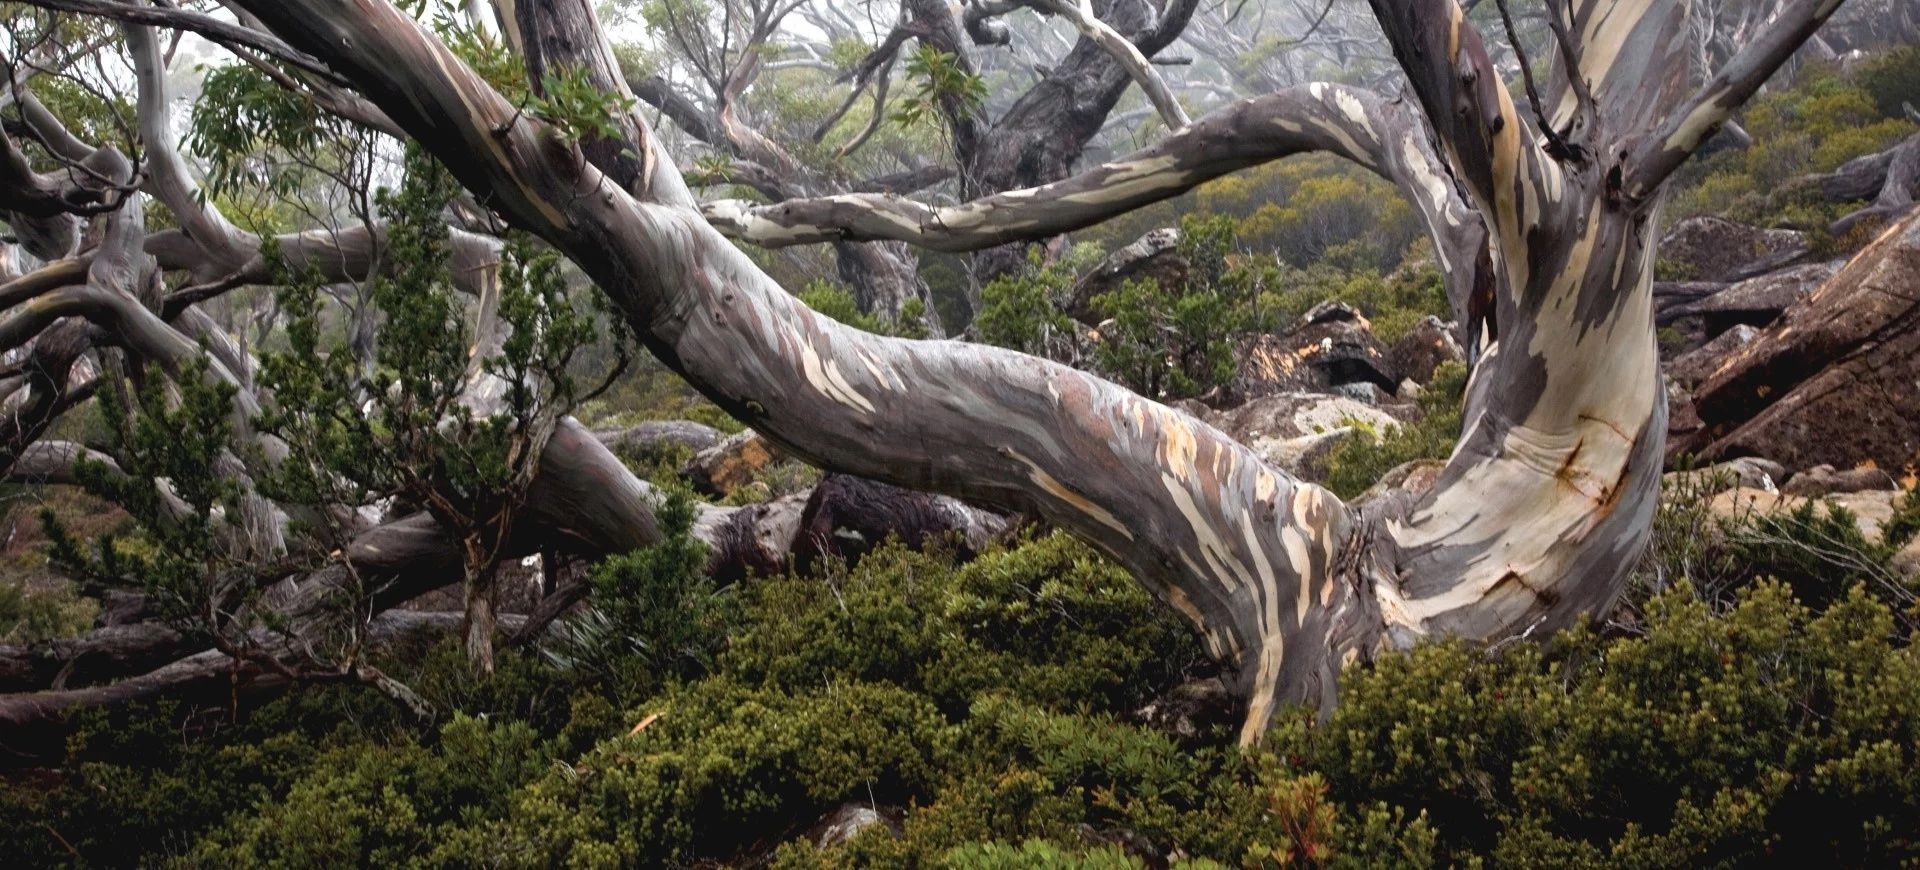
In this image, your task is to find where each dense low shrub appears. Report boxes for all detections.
[1320,360,1468,499]
[1858,45,1920,121]
[972,216,1451,402]
[4,483,1916,867]
[1668,57,1919,241]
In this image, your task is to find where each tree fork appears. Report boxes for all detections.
[11,0,1854,742]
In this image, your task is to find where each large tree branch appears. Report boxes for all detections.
[0,610,487,732]
[1024,0,1190,130]
[147,223,504,312]
[0,115,134,259]
[124,23,251,270]
[1622,0,1851,203]
[1828,131,1920,235]
[225,0,1379,739]
[11,0,347,84]
[1365,0,1541,219]
[704,84,1488,324]
[627,72,722,146]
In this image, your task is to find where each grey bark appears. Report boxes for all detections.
[0,0,1853,743]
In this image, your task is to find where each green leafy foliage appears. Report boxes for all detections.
[798,280,933,339]
[185,713,551,867]
[1724,500,1913,615]
[187,63,358,202]
[1320,361,1467,499]
[22,74,135,162]
[1629,464,1918,628]
[973,250,1083,358]
[798,280,887,333]
[1885,486,1920,553]
[723,531,1206,714]
[1857,45,1920,122]
[6,512,1918,865]
[527,65,640,147]
[255,147,614,593]
[893,45,987,131]
[970,218,1449,401]
[40,357,250,636]
[1089,216,1250,400]
[540,487,730,704]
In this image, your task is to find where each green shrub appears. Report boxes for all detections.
[724,531,1206,714]
[798,280,934,339]
[1257,261,1449,345]
[1724,499,1913,615]
[973,250,1082,358]
[183,714,549,867]
[932,840,1152,868]
[1858,45,1920,120]
[1885,486,1920,554]
[799,279,888,334]
[1088,215,1266,400]
[1268,581,1920,864]
[540,487,732,705]
[7,495,1917,867]
[0,575,96,643]
[1630,464,1916,627]
[1321,360,1468,499]
[454,677,960,865]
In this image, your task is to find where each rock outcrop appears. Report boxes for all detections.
[1208,392,1408,479]
[1779,464,1901,497]
[1664,457,1788,495]
[1659,215,1809,283]
[1673,212,1920,473]
[1666,324,1761,390]
[681,430,781,495]
[1066,227,1186,320]
[1386,315,1466,385]
[1664,260,1841,338]
[1234,302,1402,401]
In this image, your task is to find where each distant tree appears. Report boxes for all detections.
[0,0,1861,745]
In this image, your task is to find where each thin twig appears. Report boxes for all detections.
[1493,0,1584,162]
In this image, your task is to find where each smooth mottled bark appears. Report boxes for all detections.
[0,0,1852,741]
[703,84,1491,328]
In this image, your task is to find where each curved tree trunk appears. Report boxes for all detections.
[4,0,1853,743]
[210,0,1848,742]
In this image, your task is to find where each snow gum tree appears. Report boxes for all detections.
[0,0,1857,743]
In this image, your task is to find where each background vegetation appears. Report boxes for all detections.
[3,26,1919,870]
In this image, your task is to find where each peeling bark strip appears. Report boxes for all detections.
[11,0,1849,740]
